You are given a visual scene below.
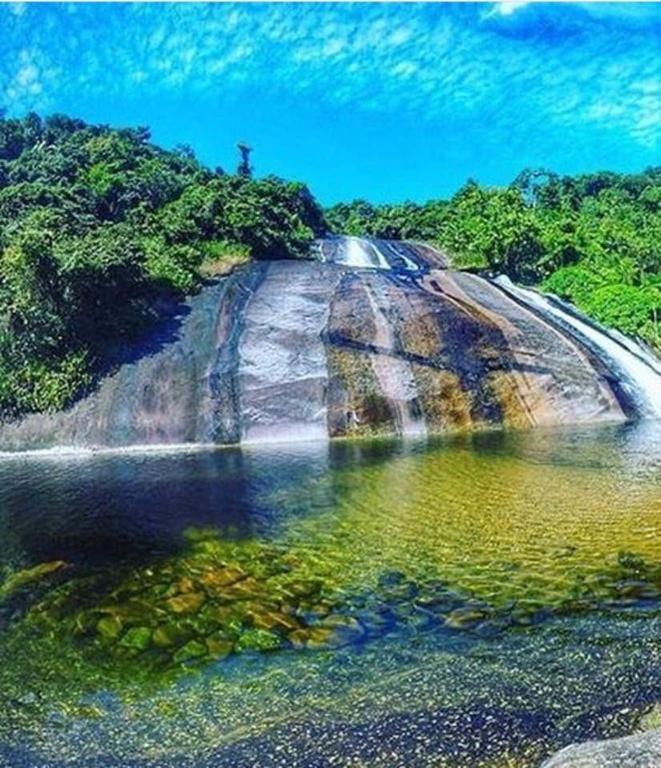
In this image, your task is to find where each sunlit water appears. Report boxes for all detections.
[0,422,659,767]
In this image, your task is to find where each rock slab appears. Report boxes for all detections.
[542,728,661,768]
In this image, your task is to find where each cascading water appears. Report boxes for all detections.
[357,274,427,438]
[342,236,391,270]
[316,236,437,272]
[316,236,381,269]
[0,237,659,453]
[494,276,661,419]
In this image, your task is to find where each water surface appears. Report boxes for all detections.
[0,422,659,767]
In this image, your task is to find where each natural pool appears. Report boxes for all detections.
[0,422,659,767]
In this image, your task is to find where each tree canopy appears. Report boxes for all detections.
[0,113,325,417]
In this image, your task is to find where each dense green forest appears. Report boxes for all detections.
[0,113,659,418]
[0,113,325,416]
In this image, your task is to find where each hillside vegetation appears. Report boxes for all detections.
[327,168,661,351]
[1,113,659,418]
[0,113,325,416]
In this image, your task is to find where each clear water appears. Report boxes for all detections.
[0,422,659,767]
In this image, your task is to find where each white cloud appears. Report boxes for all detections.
[490,2,530,18]
[0,2,657,158]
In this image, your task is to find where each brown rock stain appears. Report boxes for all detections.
[410,365,473,430]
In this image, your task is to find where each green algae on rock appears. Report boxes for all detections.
[2,522,659,700]
[0,560,68,600]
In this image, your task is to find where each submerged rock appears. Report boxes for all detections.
[315,614,366,648]
[6,523,660,684]
[165,592,205,615]
[152,622,191,649]
[444,605,491,629]
[2,237,659,451]
[118,626,152,652]
[200,567,247,591]
[96,616,122,641]
[205,633,233,659]
[0,561,68,600]
[288,626,334,650]
[246,608,299,633]
[236,628,281,652]
[172,639,207,663]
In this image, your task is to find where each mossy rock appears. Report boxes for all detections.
[96,615,123,641]
[288,626,333,650]
[152,622,192,649]
[355,609,395,637]
[246,608,300,633]
[98,599,160,625]
[279,580,323,599]
[205,633,234,659]
[200,566,247,591]
[317,614,366,647]
[165,592,205,615]
[203,604,244,635]
[235,628,281,652]
[118,626,152,652]
[0,560,68,600]
[220,578,262,602]
[165,577,195,596]
[444,606,491,629]
[173,640,207,663]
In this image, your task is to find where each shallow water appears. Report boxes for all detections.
[0,422,659,767]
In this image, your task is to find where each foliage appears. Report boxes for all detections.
[0,113,326,416]
[327,167,661,350]
[325,198,448,242]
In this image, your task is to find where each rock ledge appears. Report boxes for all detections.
[542,728,661,767]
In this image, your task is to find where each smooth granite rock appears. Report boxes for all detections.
[1,236,659,451]
[542,729,661,767]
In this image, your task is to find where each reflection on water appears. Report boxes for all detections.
[0,422,659,767]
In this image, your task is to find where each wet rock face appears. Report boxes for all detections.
[1,237,658,451]
[541,728,661,767]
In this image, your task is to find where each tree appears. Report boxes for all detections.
[237,142,253,178]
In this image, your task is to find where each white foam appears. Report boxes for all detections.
[0,442,219,461]
[335,237,391,269]
[495,277,661,418]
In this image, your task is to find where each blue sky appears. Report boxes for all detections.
[1,2,659,204]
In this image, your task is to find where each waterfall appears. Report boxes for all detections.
[332,236,391,269]
[359,275,427,438]
[2,237,659,453]
[236,261,342,444]
[318,236,426,272]
[494,277,661,418]
[369,240,421,272]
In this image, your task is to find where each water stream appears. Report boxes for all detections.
[493,276,661,418]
